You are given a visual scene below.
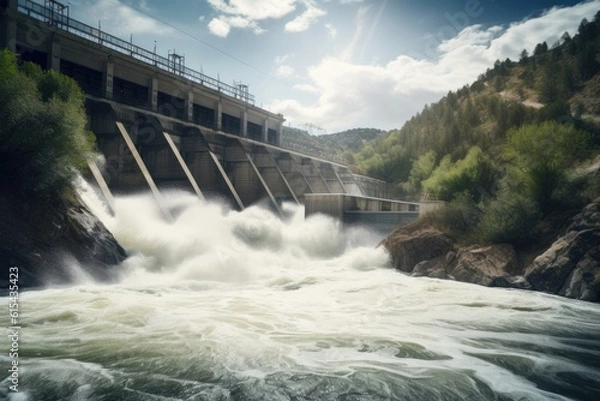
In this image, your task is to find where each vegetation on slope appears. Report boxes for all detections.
[0,49,126,286]
[351,14,600,247]
[319,128,385,152]
[0,49,95,198]
[281,126,385,161]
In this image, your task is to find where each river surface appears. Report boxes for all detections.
[1,188,600,401]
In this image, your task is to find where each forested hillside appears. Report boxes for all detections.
[281,126,384,161]
[351,13,600,246]
[318,128,384,152]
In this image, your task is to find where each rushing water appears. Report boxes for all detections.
[1,186,600,401]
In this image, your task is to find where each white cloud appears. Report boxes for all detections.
[325,23,337,38]
[206,0,297,36]
[207,14,266,37]
[270,1,600,132]
[275,54,291,64]
[206,0,327,36]
[294,83,320,93]
[229,15,265,33]
[487,3,600,58]
[207,0,297,21]
[207,17,231,37]
[284,4,327,32]
[276,65,296,78]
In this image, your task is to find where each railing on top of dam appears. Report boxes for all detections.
[16,0,256,105]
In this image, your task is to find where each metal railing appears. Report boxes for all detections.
[17,0,256,104]
[280,141,346,164]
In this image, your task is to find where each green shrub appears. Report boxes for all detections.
[504,121,591,214]
[419,193,482,242]
[477,190,541,245]
[0,49,95,197]
[422,146,497,202]
[408,150,437,190]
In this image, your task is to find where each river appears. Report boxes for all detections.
[1,187,600,400]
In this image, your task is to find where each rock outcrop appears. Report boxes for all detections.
[381,229,454,273]
[383,199,600,302]
[412,244,529,288]
[0,190,126,289]
[524,202,600,302]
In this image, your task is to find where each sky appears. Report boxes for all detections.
[65,0,600,134]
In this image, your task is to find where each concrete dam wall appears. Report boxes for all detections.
[1,0,419,230]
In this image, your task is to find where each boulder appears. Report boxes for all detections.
[559,245,600,302]
[382,229,454,272]
[523,199,600,301]
[447,244,521,287]
[525,228,600,301]
[383,199,600,302]
[412,244,525,288]
[0,190,126,289]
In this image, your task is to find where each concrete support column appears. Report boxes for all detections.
[1,0,18,12]
[215,99,222,131]
[1,0,18,52]
[115,121,172,220]
[149,76,158,111]
[50,35,61,71]
[240,109,248,137]
[262,118,269,143]
[186,89,194,122]
[0,15,17,52]
[275,119,283,147]
[104,57,114,100]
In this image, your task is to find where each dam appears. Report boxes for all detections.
[0,0,424,229]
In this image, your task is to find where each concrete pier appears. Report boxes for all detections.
[305,194,420,232]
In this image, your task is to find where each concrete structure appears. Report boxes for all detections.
[305,194,420,233]
[1,0,420,229]
[1,0,283,144]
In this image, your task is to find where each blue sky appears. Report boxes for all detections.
[66,0,600,133]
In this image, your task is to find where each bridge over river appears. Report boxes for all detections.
[1,0,433,231]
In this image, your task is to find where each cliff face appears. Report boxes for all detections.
[382,199,600,302]
[524,202,600,301]
[0,189,126,289]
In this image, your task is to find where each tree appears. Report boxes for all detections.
[577,44,600,80]
[533,42,547,56]
[519,49,529,64]
[408,150,437,190]
[0,48,18,81]
[539,63,561,104]
[504,122,591,214]
[477,189,541,245]
[422,147,496,202]
[0,49,95,197]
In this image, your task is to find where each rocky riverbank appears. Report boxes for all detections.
[382,199,600,302]
[0,189,126,289]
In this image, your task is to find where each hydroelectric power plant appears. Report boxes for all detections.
[0,0,424,231]
[1,1,600,400]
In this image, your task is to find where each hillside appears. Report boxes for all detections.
[352,14,600,196]
[367,16,600,302]
[0,49,126,287]
[318,128,385,152]
[350,14,600,249]
[281,126,385,162]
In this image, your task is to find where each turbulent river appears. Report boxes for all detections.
[1,186,600,401]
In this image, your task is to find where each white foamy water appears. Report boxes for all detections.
[1,186,600,401]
